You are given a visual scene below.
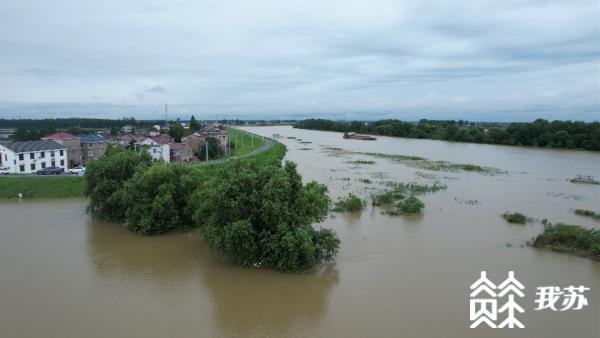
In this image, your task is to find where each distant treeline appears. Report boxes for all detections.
[294,119,600,151]
[0,117,160,129]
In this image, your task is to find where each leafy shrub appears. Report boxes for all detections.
[332,193,365,212]
[398,196,424,214]
[371,191,404,206]
[502,212,529,224]
[531,223,600,260]
[122,164,202,234]
[85,144,151,222]
[191,160,339,272]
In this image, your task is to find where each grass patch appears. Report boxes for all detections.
[530,223,600,260]
[298,147,313,150]
[0,177,85,198]
[574,209,600,221]
[332,193,365,212]
[372,191,404,206]
[227,128,266,157]
[502,212,529,224]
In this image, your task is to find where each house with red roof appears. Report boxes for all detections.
[42,132,81,167]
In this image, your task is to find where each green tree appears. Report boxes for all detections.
[110,126,119,136]
[190,115,200,131]
[169,123,185,142]
[197,136,220,160]
[191,160,339,272]
[84,144,151,222]
[122,164,202,234]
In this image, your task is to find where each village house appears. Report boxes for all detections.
[141,135,171,163]
[182,132,206,154]
[42,132,81,167]
[170,142,195,163]
[0,140,68,173]
[80,134,107,164]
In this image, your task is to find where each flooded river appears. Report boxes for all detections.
[1,126,598,338]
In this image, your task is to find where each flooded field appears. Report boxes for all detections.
[0,126,598,338]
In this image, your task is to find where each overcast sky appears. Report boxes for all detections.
[0,0,598,121]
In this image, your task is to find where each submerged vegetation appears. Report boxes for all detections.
[574,209,600,221]
[85,142,340,272]
[530,223,600,260]
[502,212,530,224]
[192,160,340,272]
[323,147,504,175]
[569,176,600,185]
[332,193,365,212]
[371,182,444,215]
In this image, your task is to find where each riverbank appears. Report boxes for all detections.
[294,119,600,151]
[0,176,85,198]
[0,136,285,199]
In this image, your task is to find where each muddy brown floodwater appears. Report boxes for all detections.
[1,125,599,338]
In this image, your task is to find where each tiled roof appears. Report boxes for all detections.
[80,134,106,143]
[149,135,172,145]
[0,140,66,153]
[170,143,186,150]
[43,131,77,140]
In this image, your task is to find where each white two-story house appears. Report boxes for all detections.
[140,136,171,163]
[0,140,68,173]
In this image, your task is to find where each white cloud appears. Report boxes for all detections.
[0,0,598,120]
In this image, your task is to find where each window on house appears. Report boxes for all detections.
[19,154,24,161]
[31,163,35,171]
[88,151,93,157]
[19,165,25,172]
[40,152,45,158]
[60,160,64,166]
[41,162,46,169]
[60,150,64,156]
[29,153,34,159]
[50,151,55,157]
[51,161,55,167]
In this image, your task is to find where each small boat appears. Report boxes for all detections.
[343,132,377,141]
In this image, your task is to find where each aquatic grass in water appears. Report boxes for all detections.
[530,223,600,261]
[346,160,376,165]
[321,147,504,175]
[502,212,530,224]
[574,209,600,221]
[383,195,425,215]
[332,193,365,212]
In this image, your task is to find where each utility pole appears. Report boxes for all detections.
[165,104,168,126]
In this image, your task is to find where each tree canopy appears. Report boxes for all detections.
[169,123,185,142]
[84,144,151,221]
[191,160,339,272]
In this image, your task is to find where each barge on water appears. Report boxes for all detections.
[343,132,377,141]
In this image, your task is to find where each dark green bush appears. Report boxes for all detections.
[531,223,600,260]
[122,164,202,234]
[85,144,151,222]
[398,196,424,214]
[502,212,529,224]
[191,160,339,272]
[332,193,365,212]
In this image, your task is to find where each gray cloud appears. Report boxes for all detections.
[0,0,598,121]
